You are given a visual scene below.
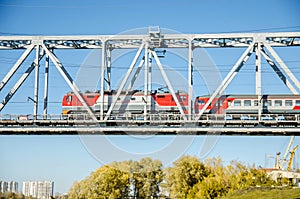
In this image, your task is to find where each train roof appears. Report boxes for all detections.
[196,94,300,98]
[154,90,187,94]
[66,89,188,95]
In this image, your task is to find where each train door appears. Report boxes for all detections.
[211,97,226,114]
[262,95,270,113]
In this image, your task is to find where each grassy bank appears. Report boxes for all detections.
[223,187,300,199]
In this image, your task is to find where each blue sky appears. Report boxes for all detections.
[0,0,300,194]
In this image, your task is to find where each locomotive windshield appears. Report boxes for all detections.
[66,95,72,102]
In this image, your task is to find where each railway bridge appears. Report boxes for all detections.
[0,27,300,135]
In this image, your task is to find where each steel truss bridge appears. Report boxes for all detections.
[0,27,300,135]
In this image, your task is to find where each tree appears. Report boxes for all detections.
[187,175,229,199]
[68,181,85,199]
[226,160,253,191]
[68,165,130,199]
[89,165,130,198]
[186,157,230,199]
[248,167,275,187]
[68,157,276,199]
[69,158,163,199]
[131,158,164,198]
[0,192,26,199]
[109,158,164,198]
[185,157,276,199]
[164,155,209,199]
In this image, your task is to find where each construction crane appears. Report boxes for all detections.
[287,145,298,171]
[279,136,295,170]
[274,152,281,169]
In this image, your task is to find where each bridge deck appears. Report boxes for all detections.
[0,114,299,135]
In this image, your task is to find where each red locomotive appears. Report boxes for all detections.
[62,90,189,115]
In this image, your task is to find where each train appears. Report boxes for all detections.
[195,94,300,114]
[62,90,189,115]
[62,91,300,116]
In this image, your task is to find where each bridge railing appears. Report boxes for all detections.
[0,113,299,127]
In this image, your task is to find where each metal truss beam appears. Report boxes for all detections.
[152,50,188,120]
[43,54,49,116]
[0,126,299,135]
[127,59,145,90]
[0,48,45,111]
[148,50,153,112]
[255,43,262,95]
[41,44,97,121]
[104,43,145,121]
[144,44,148,120]
[99,40,106,120]
[188,38,193,117]
[264,43,300,92]
[0,44,35,91]
[1,31,299,122]
[196,44,255,120]
[255,43,262,121]
[106,48,112,90]
[33,45,40,117]
[0,32,299,50]
[261,49,298,94]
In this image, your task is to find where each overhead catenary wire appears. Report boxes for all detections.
[0,25,300,36]
[1,55,299,73]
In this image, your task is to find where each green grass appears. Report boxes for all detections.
[223,187,300,199]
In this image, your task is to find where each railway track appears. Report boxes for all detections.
[0,113,299,135]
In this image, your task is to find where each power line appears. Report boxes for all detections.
[218,25,300,33]
[0,25,300,36]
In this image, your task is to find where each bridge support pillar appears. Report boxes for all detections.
[100,40,106,120]
[43,53,49,118]
[255,42,262,121]
[188,39,193,120]
[33,45,40,119]
[144,43,148,120]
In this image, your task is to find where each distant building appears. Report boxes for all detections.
[0,181,8,193]
[262,168,300,185]
[7,181,18,193]
[0,181,18,193]
[22,181,54,199]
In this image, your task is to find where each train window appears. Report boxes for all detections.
[218,99,225,106]
[198,100,205,105]
[234,100,241,106]
[264,100,272,106]
[87,95,95,98]
[285,100,293,106]
[66,96,72,102]
[254,100,258,106]
[157,96,165,98]
[296,100,300,106]
[180,96,187,101]
[274,100,282,106]
[244,100,251,106]
[227,100,232,106]
[131,97,136,101]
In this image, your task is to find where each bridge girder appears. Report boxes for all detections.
[0,32,299,50]
[0,31,300,134]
